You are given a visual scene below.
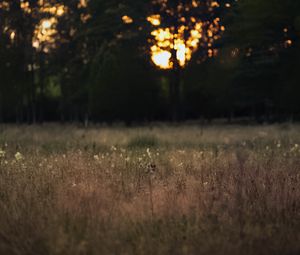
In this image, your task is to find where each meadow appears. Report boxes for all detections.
[0,124,299,255]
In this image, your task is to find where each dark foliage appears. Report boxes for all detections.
[0,0,299,123]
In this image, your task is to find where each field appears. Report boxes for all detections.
[0,124,299,255]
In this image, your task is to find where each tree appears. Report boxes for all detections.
[225,0,300,120]
[121,0,235,120]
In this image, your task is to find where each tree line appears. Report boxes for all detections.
[0,0,299,124]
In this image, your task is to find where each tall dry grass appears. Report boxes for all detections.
[0,124,299,255]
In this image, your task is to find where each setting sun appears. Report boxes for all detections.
[146,1,223,70]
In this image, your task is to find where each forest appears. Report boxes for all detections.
[1,2,300,255]
[0,0,300,123]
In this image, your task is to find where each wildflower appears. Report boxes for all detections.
[276,141,281,148]
[146,148,152,159]
[0,149,5,158]
[15,152,24,161]
[291,144,299,152]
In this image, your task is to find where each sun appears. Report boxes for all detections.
[146,1,225,70]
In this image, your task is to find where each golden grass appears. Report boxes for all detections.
[0,124,299,255]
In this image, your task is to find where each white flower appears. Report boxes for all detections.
[146,148,152,159]
[15,152,24,161]
[0,149,5,158]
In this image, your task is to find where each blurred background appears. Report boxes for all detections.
[0,0,299,124]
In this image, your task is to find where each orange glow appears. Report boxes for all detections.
[10,31,16,41]
[146,0,224,69]
[32,1,72,52]
[148,20,221,69]
[33,17,58,51]
[284,39,292,48]
[20,1,31,14]
[147,15,161,26]
[3,0,89,52]
[148,24,205,69]
[78,0,88,9]
[41,5,65,16]
[0,1,9,11]
[81,13,92,23]
[151,48,172,69]
[122,15,133,24]
[211,1,220,7]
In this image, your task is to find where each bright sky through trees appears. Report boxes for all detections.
[0,0,298,123]
[123,0,228,69]
[1,0,89,52]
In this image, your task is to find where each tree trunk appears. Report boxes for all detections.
[31,66,37,124]
[39,53,45,123]
[169,35,182,122]
[0,93,3,123]
[169,68,182,122]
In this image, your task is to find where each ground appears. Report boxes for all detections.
[0,124,299,255]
